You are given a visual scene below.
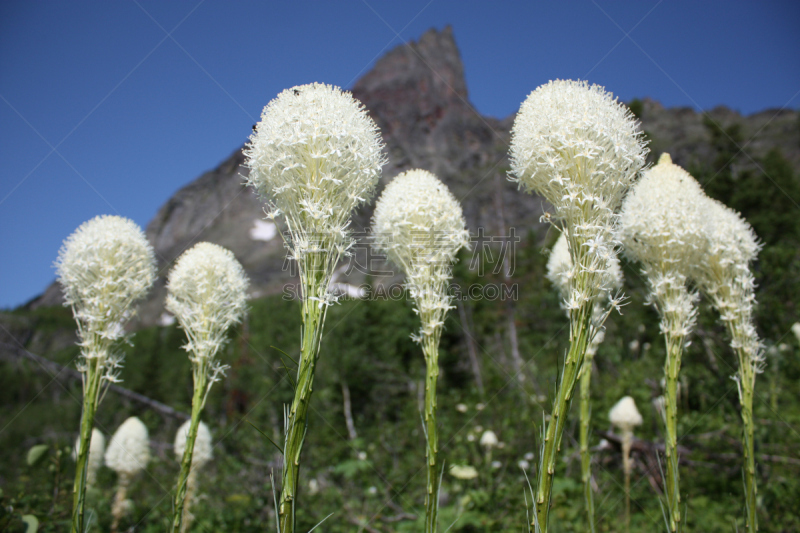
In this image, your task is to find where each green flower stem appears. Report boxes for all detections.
[422,333,441,533]
[621,429,633,533]
[578,356,596,533]
[662,312,685,533]
[535,300,592,531]
[71,356,103,533]
[723,316,758,531]
[279,263,328,533]
[171,360,209,533]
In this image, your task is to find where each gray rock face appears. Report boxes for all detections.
[28,26,800,329]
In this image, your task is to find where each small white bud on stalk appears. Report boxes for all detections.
[609,396,642,532]
[105,417,150,532]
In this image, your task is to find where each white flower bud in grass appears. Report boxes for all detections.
[609,396,643,433]
[105,417,150,476]
[448,465,478,480]
[73,429,105,488]
[609,395,642,531]
[792,323,800,346]
[175,420,213,468]
[166,242,248,364]
[106,417,149,531]
[479,430,498,449]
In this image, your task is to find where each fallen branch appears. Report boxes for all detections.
[0,341,189,420]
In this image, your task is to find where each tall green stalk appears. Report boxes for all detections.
[71,357,103,533]
[535,299,593,530]
[422,334,442,533]
[279,258,328,533]
[578,356,596,533]
[171,364,208,533]
[661,288,687,533]
[721,310,758,531]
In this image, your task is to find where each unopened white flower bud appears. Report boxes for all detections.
[105,417,150,476]
[479,430,499,449]
[174,420,213,468]
[609,396,643,432]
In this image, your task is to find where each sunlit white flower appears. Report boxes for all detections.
[246,82,385,304]
[455,403,468,413]
[105,417,150,476]
[609,396,643,432]
[166,242,248,364]
[479,430,499,449]
[174,420,214,468]
[372,169,469,343]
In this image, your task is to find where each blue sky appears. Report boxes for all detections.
[1,0,799,309]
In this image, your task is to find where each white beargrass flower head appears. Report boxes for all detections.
[175,420,213,468]
[372,169,469,342]
[105,417,150,476]
[609,396,643,433]
[73,428,105,487]
[479,430,499,449]
[618,153,708,340]
[167,242,248,363]
[245,83,385,305]
[510,80,646,315]
[56,215,156,376]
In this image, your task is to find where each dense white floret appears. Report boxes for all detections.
[609,396,643,431]
[618,153,708,340]
[166,242,248,362]
[174,420,214,467]
[246,83,385,301]
[56,215,156,361]
[547,231,622,304]
[510,80,646,317]
[372,169,469,341]
[105,417,150,476]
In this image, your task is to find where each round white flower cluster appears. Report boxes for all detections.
[695,199,764,375]
[510,80,646,314]
[372,169,469,341]
[246,83,385,289]
[56,215,156,357]
[609,396,643,431]
[618,154,708,339]
[105,417,150,476]
[175,420,214,468]
[166,242,248,362]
